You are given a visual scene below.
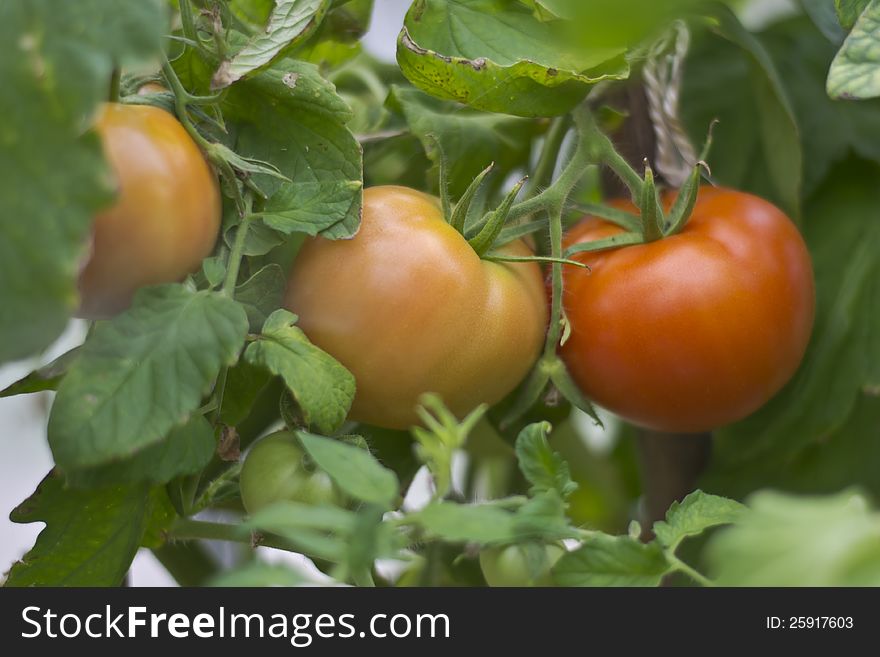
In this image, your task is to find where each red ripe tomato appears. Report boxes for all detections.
[77,103,221,318]
[561,187,815,432]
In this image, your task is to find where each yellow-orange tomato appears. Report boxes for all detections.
[77,103,221,318]
[561,187,815,433]
[285,186,548,429]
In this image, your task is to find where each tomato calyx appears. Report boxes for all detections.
[431,135,582,266]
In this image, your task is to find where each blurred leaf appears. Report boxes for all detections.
[513,491,580,541]
[219,358,272,426]
[388,85,537,197]
[828,0,880,99]
[652,490,745,549]
[553,534,669,586]
[411,395,486,499]
[397,0,628,117]
[0,0,164,364]
[707,490,880,586]
[291,0,374,68]
[244,309,355,434]
[346,505,399,584]
[535,0,712,49]
[228,0,276,26]
[411,502,517,544]
[213,0,331,88]
[800,0,847,43]
[708,160,880,482]
[837,0,872,29]
[298,431,399,508]
[64,414,216,488]
[515,422,578,499]
[207,560,311,587]
[48,285,247,470]
[5,472,162,586]
[683,6,802,218]
[756,17,880,195]
[244,501,354,561]
[707,395,880,499]
[235,263,287,333]
[201,256,227,288]
[0,347,80,398]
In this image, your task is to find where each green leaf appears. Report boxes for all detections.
[219,358,273,426]
[552,534,670,587]
[388,86,537,198]
[837,0,872,29]
[652,490,746,549]
[47,286,248,470]
[201,256,227,289]
[64,415,216,488]
[717,6,803,219]
[243,501,354,561]
[396,0,628,117]
[531,0,713,49]
[298,431,399,508]
[213,0,332,88]
[0,0,164,364]
[244,500,356,534]
[828,0,880,99]
[244,309,355,434]
[706,394,880,500]
[707,160,880,486]
[411,395,486,499]
[5,472,162,586]
[515,422,578,499]
[513,491,580,541]
[707,489,880,586]
[0,347,80,398]
[801,0,847,43]
[289,0,373,68]
[749,17,880,195]
[207,560,311,587]
[411,502,517,544]
[235,263,287,333]
[221,62,363,239]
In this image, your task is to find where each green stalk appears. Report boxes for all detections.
[178,0,199,44]
[525,115,571,197]
[108,68,121,102]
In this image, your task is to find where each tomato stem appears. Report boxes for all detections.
[223,195,252,297]
[108,68,121,103]
[178,0,198,45]
[526,115,571,198]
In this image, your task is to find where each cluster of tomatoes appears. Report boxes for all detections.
[85,101,813,584]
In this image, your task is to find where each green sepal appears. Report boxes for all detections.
[468,177,528,257]
[640,164,664,242]
[450,162,494,234]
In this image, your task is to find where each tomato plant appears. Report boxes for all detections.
[285,185,548,429]
[561,188,815,433]
[1,0,879,593]
[240,431,340,514]
[78,103,221,318]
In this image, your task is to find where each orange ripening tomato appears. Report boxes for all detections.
[561,187,815,433]
[77,103,221,318]
[285,185,548,430]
